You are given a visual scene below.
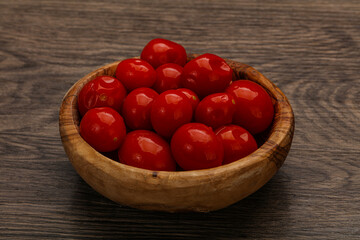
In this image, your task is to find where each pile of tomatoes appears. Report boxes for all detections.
[78,38,274,171]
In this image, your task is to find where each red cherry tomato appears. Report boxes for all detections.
[118,130,176,171]
[151,90,193,139]
[121,87,159,130]
[171,123,223,170]
[77,76,127,116]
[115,59,156,91]
[153,63,183,93]
[141,38,187,69]
[177,88,200,111]
[181,53,233,98]
[215,125,258,165]
[79,107,126,152]
[195,92,236,129]
[226,80,274,134]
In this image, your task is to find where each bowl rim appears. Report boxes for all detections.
[59,55,294,183]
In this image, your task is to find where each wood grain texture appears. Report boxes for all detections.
[1,0,359,239]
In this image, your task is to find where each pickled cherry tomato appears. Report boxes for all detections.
[177,88,199,111]
[115,59,156,91]
[118,130,176,171]
[226,80,274,134]
[77,76,127,116]
[121,87,159,130]
[195,93,236,129]
[153,63,183,93]
[79,107,126,152]
[170,123,223,170]
[151,90,193,139]
[181,53,233,98]
[141,38,187,68]
[215,125,258,165]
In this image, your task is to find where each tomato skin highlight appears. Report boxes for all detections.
[170,123,224,170]
[215,125,258,165]
[141,38,187,69]
[118,130,176,171]
[151,90,193,139]
[79,107,126,152]
[153,63,183,93]
[115,59,156,91]
[181,53,233,98]
[121,87,159,130]
[226,80,274,134]
[177,88,200,112]
[77,76,127,116]
[195,92,236,129]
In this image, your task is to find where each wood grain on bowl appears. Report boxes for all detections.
[59,55,294,212]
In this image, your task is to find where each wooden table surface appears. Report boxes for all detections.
[1,0,359,239]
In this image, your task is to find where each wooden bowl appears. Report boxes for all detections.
[59,55,294,212]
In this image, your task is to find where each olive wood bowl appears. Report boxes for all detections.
[59,54,294,212]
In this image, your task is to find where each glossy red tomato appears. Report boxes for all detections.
[195,92,236,129]
[153,63,183,93]
[181,53,233,98]
[151,90,193,139]
[141,38,187,68]
[121,87,159,130]
[215,125,258,165]
[171,123,223,170]
[177,88,200,111]
[118,130,176,171]
[79,107,126,152]
[77,76,127,116]
[226,80,274,134]
[115,59,156,91]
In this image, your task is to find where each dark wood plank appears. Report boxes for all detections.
[1,0,359,239]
